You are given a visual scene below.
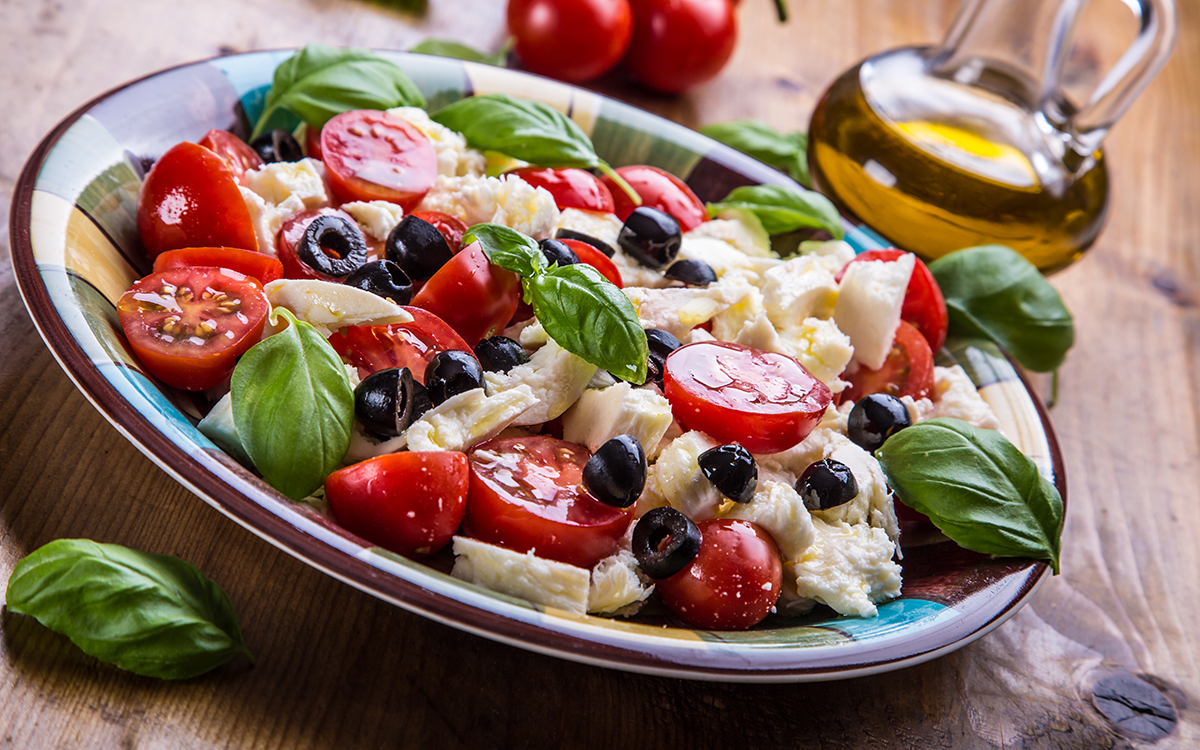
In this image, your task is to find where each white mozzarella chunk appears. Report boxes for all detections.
[723,481,815,562]
[555,208,623,248]
[833,254,914,370]
[561,382,673,461]
[623,282,754,340]
[588,549,654,615]
[637,431,722,520]
[244,158,329,209]
[340,200,405,241]
[404,385,537,452]
[417,174,559,239]
[451,536,590,615]
[790,519,902,618]
[798,239,856,273]
[484,338,598,426]
[386,106,487,177]
[517,321,549,348]
[710,285,767,342]
[240,188,304,257]
[928,365,1003,430]
[344,426,409,464]
[610,247,674,288]
[762,255,839,324]
[685,210,773,257]
[776,318,855,391]
[678,236,780,283]
[264,279,413,336]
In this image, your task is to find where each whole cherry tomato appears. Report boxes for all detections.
[137,142,259,259]
[510,167,616,213]
[842,321,935,403]
[837,249,949,352]
[152,246,284,285]
[507,0,634,82]
[410,241,522,347]
[321,109,437,210]
[410,210,470,254]
[197,129,263,183]
[600,165,708,231]
[624,0,738,94]
[329,307,474,384]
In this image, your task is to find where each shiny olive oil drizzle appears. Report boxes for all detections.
[808,49,1110,272]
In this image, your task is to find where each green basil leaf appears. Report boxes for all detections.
[464,222,546,278]
[528,265,648,384]
[252,44,426,140]
[231,308,354,500]
[699,120,810,187]
[409,38,512,67]
[876,418,1063,573]
[928,245,1074,372]
[5,539,254,679]
[707,184,843,239]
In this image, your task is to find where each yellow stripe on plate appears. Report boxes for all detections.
[30,190,138,305]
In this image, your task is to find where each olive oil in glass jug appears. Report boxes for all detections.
[808,0,1177,271]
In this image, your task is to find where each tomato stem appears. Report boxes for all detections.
[772,0,788,22]
[598,163,641,207]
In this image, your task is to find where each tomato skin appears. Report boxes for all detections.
[843,321,935,403]
[321,110,437,210]
[411,210,469,254]
[410,241,522,347]
[624,0,738,94]
[663,341,832,454]
[152,246,284,285]
[276,208,362,281]
[508,0,633,82]
[600,165,708,231]
[303,123,323,160]
[197,129,263,183]
[510,167,616,213]
[117,267,269,391]
[464,436,634,568]
[656,518,782,630]
[837,250,949,353]
[137,142,259,259]
[325,452,470,559]
[329,307,474,383]
[559,238,623,288]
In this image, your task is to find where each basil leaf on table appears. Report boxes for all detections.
[232,308,354,500]
[699,120,810,187]
[876,418,1064,573]
[706,184,844,239]
[430,94,638,201]
[252,44,426,140]
[409,38,512,67]
[5,539,254,680]
[929,245,1074,372]
[464,223,546,279]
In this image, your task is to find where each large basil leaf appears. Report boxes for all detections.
[699,120,810,187]
[252,44,426,140]
[929,245,1074,372]
[231,308,354,500]
[464,222,546,279]
[409,38,512,67]
[876,418,1063,573]
[5,539,254,679]
[706,184,843,239]
[528,264,648,384]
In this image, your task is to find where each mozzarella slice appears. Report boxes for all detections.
[403,385,536,452]
[244,158,329,209]
[833,254,914,370]
[264,279,413,336]
[483,338,597,426]
[340,200,405,241]
[791,519,902,618]
[588,549,654,615]
[723,481,816,562]
[561,382,674,461]
[451,536,590,615]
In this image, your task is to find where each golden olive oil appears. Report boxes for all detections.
[808,48,1110,272]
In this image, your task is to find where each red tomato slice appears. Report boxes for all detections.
[116,267,269,391]
[325,452,470,559]
[837,249,949,353]
[328,307,474,384]
[600,165,708,232]
[510,167,616,213]
[303,123,322,160]
[197,129,263,183]
[656,518,782,630]
[137,142,259,259]
[410,241,522,347]
[843,320,935,403]
[559,238,623,288]
[321,109,437,210]
[464,436,635,568]
[152,246,284,285]
[276,208,363,281]
[411,210,469,254]
[663,341,832,454]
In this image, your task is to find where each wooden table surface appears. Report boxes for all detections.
[2,0,1197,747]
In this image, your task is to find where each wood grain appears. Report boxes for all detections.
[2,0,1198,747]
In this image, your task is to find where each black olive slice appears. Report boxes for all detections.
[556,228,616,257]
[632,507,702,580]
[618,206,681,269]
[343,259,413,305]
[583,435,647,508]
[251,128,303,163]
[354,367,421,438]
[698,444,758,503]
[474,336,528,373]
[798,458,859,511]
[664,259,717,287]
[847,393,912,453]
[537,238,580,267]
[298,215,368,278]
[385,214,454,282]
[424,350,484,405]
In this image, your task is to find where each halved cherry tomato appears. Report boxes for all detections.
[624,0,738,94]
[197,129,263,183]
[464,436,634,568]
[276,208,361,281]
[663,341,831,454]
[600,165,708,231]
[507,0,633,82]
[152,246,284,285]
[321,109,437,210]
[559,238,623,288]
[656,518,782,630]
[116,267,269,391]
[329,307,474,383]
[843,320,935,403]
[303,123,322,160]
[837,249,948,353]
[325,451,470,559]
[510,167,616,213]
[410,210,469,254]
[410,241,522,347]
[137,142,259,259]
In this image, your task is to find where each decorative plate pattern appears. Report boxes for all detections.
[9,50,1066,682]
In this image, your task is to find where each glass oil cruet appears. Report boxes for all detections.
[807,0,1178,271]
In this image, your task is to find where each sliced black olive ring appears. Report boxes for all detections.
[632,507,702,580]
[298,215,368,278]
